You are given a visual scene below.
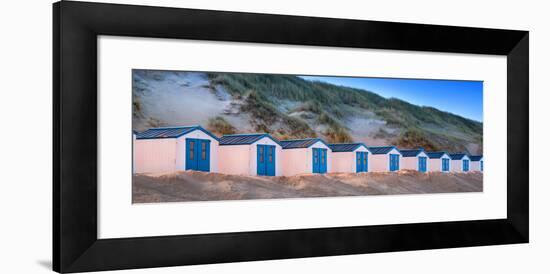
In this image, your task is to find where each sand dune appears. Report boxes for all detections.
[132,170,483,203]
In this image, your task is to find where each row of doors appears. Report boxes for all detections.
[356,152,368,172]
[185,140,468,174]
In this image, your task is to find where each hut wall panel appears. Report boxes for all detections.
[331,152,354,173]
[370,154,389,172]
[134,139,177,173]
[428,158,442,172]
[281,148,308,176]
[401,157,418,171]
[218,145,251,175]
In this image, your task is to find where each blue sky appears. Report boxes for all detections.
[300,76,483,122]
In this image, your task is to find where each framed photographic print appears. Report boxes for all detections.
[53,1,529,273]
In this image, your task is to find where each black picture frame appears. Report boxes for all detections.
[53,1,529,273]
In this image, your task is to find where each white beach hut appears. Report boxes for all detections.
[328,143,370,173]
[218,133,282,176]
[449,153,471,172]
[367,146,401,172]
[134,126,219,174]
[280,138,332,176]
[469,155,484,172]
[426,151,451,172]
[400,148,429,172]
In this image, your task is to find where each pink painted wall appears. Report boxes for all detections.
[134,138,177,173]
[218,145,251,175]
[281,148,308,176]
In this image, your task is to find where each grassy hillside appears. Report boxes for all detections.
[206,72,482,154]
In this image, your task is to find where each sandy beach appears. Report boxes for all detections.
[132,170,483,203]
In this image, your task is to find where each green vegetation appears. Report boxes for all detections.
[393,128,439,151]
[207,116,237,136]
[206,72,482,153]
[240,91,279,128]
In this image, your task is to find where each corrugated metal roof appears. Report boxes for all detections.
[426,152,448,159]
[328,143,367,152]
[135,126,219,140]
[399,149,424,157]
[280,138,327,149]
[219,133,279,146]
[367,146,398,155]
[449,153,469,160]
[469,155,483,161]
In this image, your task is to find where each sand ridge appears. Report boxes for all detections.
[132,170,483,203]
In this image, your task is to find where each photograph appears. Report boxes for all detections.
[132,69,484,203]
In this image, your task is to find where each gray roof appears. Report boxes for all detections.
[469,155,483,161]
[280,138,328,149]
[367,146,398,155]
[219,134,280,146]
[135,126,218,140]
[399,149,425,157]
[426,152,449,159]
[449,153,470,160]
[328,143,368,152]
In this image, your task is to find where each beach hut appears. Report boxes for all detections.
[328,143,370,173]
[367,146,401,172]
[426,152,451,172]
[134,126,219,174]
[400,148,429,172]
[449,153,471,172]
[218,133,282,176]
[469,155,484,172]
[280,138,332,176]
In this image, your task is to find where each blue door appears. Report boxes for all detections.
[463,159,469,172]
[320,149,327,173]
[186,138,210,172]
[418,156,427,172]
[442,158,449,171]
[267,146,275,176]
[481,161,483,171]
[356,152,363,172]
[312,148,319,173]
[312,148,327,174]
[389,154,399,171]
[257,145,276,176]
[356,152,368,173]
